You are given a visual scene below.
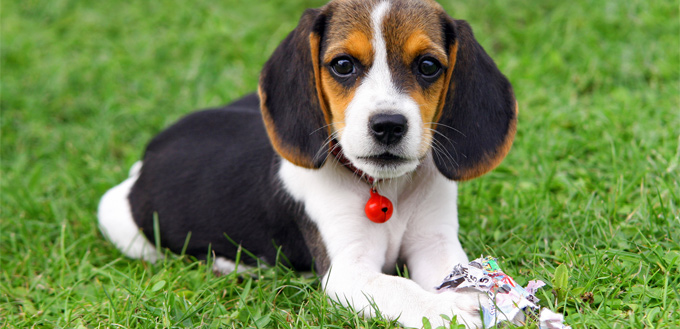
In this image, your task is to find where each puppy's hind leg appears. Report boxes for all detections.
[98,161,160,262]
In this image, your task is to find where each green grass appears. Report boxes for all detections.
[1,0,678,327]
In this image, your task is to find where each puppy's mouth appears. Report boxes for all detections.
[352,152,421,179]
[330,140,421,179]
[358,152,408,165]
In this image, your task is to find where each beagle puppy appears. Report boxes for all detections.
[98,0,517,327]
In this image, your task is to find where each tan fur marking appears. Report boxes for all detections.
[402,32,451,155]
[320,29,372,138]
[403,30,447,65]
[433,42,458,125]
[412,77,446,154]
[310,33,332,130]
[319,70,354,135]
[377,4,450,156]
[325,30,374,67]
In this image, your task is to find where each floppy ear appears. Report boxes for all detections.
[258,9,330,169]
[434,17,518,181]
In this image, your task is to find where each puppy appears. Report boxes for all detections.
[98,0,517,327]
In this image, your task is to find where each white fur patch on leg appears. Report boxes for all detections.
[98,161,160,262]
[212,257,255,275]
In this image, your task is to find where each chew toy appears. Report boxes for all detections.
[437,256,571,329]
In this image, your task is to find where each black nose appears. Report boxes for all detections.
[369,114,408,145]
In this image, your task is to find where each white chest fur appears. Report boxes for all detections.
[278,155,477,327]
[278,155,461,273]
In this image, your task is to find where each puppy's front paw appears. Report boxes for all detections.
[418,290,488,329]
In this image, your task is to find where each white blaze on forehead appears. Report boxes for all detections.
[368,1,395,96]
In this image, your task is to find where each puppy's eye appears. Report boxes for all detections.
[418,57,442,77]
[331,57,355,76]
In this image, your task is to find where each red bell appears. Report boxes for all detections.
[365,188,393,223]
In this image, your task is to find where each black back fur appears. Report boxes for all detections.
[129,94,317,271]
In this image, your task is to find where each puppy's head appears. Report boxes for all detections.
[259,0,517,181]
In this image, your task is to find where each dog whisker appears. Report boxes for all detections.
[423,122,466,138]
[310,121,343,136]
[314,128,345,164]
[427,134,459,169]
[424,127,459,168]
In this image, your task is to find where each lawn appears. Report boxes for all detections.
[1,0,678,328]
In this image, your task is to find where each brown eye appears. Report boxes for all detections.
[331,57,355,76]
[418,57,441,77]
